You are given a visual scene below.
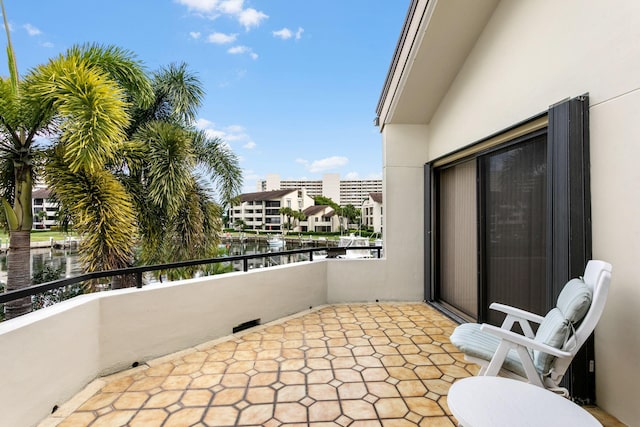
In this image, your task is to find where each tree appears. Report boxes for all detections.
[0,2,150,317]
[47,62,242,284]
[234,218,247,231]
[313,196,346,233]
[292,210,306,230]
[342,204,361,228]
[279,207,294,230]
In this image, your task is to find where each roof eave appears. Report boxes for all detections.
[376,0,500,130]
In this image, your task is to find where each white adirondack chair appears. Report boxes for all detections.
[450,260,612,396]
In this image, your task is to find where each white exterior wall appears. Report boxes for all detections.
[0,262,330,427]
[361,196,383,234]
[231,189,315,231]
[0,258,411,427]
[379,0,640,423]
[382,124,428,302]
[322,173,341,204]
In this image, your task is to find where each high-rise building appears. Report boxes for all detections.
[257,173,381,207]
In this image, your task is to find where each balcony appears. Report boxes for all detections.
[0,258,623,426]
[41,302,473,426]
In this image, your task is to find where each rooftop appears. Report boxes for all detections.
[40,303,621,427]
[240,189,300,203]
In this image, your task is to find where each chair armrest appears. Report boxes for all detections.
[489,303,545,324]
[480,323,572,358]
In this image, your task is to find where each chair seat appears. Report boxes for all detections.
[450,323,530,378]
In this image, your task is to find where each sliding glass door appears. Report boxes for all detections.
[480,135,547,325]
[435,131,548,323]
[437,160,478,319]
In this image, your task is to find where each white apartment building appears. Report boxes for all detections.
[258,173,381,207]
[299,205,339,233]
[32,187,58,230]
[361,192,383,234]
[229,189,314,232]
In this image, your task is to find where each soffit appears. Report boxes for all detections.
[377,0,500,127]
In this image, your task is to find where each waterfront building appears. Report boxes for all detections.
[31,186,58,230]
[361,192,383,234]
[229,188,314,232]
[299,205,340,233]
[258,173,381,207]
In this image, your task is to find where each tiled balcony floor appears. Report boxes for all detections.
[40,303,622,427]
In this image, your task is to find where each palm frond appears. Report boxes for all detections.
[23,57,131,173]
[152,62,204,124]
[65,43,154,109]
[134,121,194,217]
[45,147,137,272]
[192,130,243,206]
[1,0,19,94]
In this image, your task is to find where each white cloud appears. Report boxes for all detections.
[273,28,292,40]
[366,172,383,180]
[298,156,349,173]
[189,31,201,39]
[228,45,258,59]
[228,45,247,54]
[41,41,54,48]
[23,23,41,36]
[207,32,236,44]
[273,27,304,41]
[177,0,267,31]
[176,0,220,13]
[195,119,256,149]
[238,8,268,30]
[219,0,243,14]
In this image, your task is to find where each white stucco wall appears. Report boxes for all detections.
[0,258,410,427]
[380,0,640,423]
[381,124,429,302]
[0,261,329,427]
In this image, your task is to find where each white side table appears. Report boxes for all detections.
[448,376,602,427]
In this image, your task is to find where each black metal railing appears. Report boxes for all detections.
[0,246,382,305]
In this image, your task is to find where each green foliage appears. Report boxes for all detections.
[342,204,361,224]
[31,265,84,311]
[314,196,339,210]
[0,26,242,292]
[46,148,137,273]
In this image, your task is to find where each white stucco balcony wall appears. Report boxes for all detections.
[0,257,420,427]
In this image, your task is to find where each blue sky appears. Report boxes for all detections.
[1,0,408,193]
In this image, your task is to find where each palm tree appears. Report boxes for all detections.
[0,2,151,317]
[47,63,242,285]
[279,207,295,230]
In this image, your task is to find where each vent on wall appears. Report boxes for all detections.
[233,318,261,334]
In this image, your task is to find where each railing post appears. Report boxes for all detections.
[377,248,381,258]
[136,272,143,288]
[243,258,249,272]
[309,249,313,262]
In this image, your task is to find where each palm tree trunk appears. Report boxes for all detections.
[5,230,31,319]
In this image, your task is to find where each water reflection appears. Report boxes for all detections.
[0,247,81,285]
[222,240,313,271]
[0,240,312,285]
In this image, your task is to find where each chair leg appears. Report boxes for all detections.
[484,341,511,377]
[514,346,544,388]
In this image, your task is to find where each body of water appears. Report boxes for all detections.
[0,239,314,285]
[0,247,82,285]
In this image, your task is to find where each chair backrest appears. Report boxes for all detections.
[532,275,592,373]
[549,260,612,383]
